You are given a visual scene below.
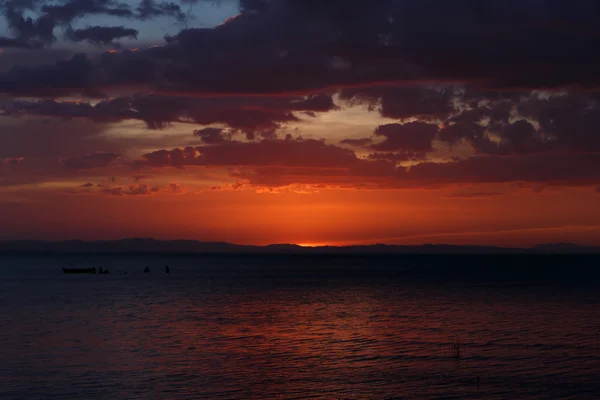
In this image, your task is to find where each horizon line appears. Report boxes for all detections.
[0,237,597,250]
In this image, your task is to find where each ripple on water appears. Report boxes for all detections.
[0,256,599,399]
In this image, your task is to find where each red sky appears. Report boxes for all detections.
[2,179,600,246]
[1,1,600,247]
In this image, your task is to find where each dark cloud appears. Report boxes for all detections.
[193,127,228,144]
[0,53,95,97]
[0,0,185,50]
[487,120,546,155]
[340,86,457,120]
[2,0,600,194]
[100,182,181,196]
[141,138,391,172]
[0,0,134,47]
[0,48,76,72]
[437,108,508,155]
[517,92,600,152]
[156,6,423,95]
[0,36,38,48]
[135,138,401,188]
[447,191,505,199]
[121,183,159,195]
[440,116,546,157]
[397,153,600,186]
[289,94,339,113]
[155,1,600,93]
[80,182,94,187]
[237,0,266,13]
[3,93,338,132]
[65,26,138,46]
[141,139,358,168]
[2,97,129,121]
[367,151,425,163]
[340,137,372,147]
[2,1,56,46]
[120,94,308,134]
[2,1,600,95]
[387,1,600,89]
[373,122,439,152]
[434,90,600,156]
[40,0,133,22]
[0,1,409,94]
[135,0,185,21]
[312,86,600,166]
[61,151,120,169]
[437,119,487,149]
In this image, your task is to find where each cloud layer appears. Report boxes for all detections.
[1,0,600,195]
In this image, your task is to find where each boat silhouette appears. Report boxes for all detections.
[62,267,96,274]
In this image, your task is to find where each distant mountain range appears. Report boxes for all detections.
[0,238,599,254]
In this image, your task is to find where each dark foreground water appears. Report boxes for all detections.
[1,254,599,400]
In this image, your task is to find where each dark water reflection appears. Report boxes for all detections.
[1,255,599,399]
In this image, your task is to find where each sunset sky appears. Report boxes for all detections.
[1,0,600,246]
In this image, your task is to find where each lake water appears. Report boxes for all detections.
[1,254,599,399]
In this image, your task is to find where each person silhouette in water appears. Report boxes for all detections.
[144,266,151,273]
[165,265,170,274]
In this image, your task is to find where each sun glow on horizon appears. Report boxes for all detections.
[295,242,331,248]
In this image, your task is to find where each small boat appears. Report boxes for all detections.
[62,267,96,274]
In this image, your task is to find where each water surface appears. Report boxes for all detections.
[1,255,599,399]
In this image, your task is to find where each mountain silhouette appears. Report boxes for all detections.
[0,238,598,254]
